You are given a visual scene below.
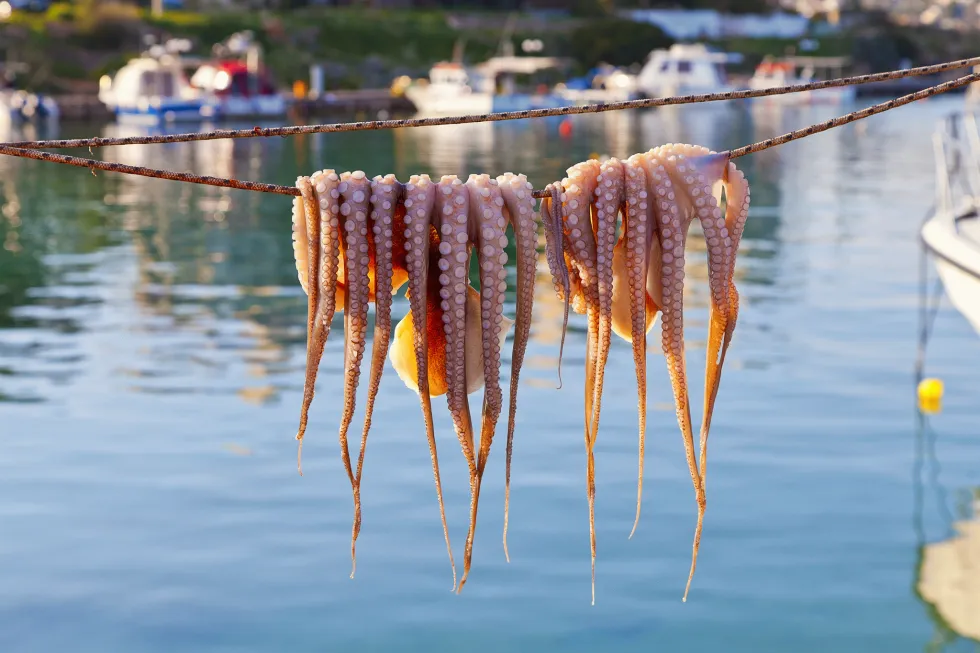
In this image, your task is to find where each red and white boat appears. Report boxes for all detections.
[189,59,287,120]
[748,56,855,105]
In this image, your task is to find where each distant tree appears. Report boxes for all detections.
[568,17,672,69]
[570,0,614,17]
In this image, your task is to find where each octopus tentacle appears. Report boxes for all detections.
[403,174,457,590]
[457,173,508,593]
[619,156,657,538]
[559,159,602,605]
[665,147,731,601]
[540,183,572,385]
[348,174,399,577]
[295,171,341,475]
[644,146,705,602]
[293,178,319,467]
[497,172,538,563]
[699,161,750,479]
[291,184,311,296]
[433,175,480,590]
[337,172,372,577]
[433,176,478,471]
[589,158,624,465]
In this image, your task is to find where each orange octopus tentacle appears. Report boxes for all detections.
[457,173,509,593]
[433,175,477,472]
[589,158,624,467]
[540,184,572,385]
[643,147,705,601]
[619,156,657,538]
[336,171,372,577]
[699,161,750,480]
[295,171,341,475]
[402,175,457,590]
[348,174,399,577]
[559,159,602,604]
[497,172,538,563]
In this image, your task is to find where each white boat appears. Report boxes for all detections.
[99,44,217,125]
[555,66,638,105]
[402,56,570,117]
[0,88,58,125]
[967,65,980,107]
[188,30,287,120]
[748,56,855,105]
[635,43,742,99]
[189,60,286,119]
[920,113,980,335]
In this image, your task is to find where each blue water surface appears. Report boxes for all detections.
[0,96,978,652]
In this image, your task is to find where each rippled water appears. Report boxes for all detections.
[1,97,979,652]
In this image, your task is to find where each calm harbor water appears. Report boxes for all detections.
[1,96,978,652]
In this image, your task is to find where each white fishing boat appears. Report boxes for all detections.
[99,42,217,125]
[0,88,58,125]
[188,30,287,120]
[748,56,855,105]
[402,56,570,117]
[555,66,638,105]
[0,65,58,125]
[635,43,742,99]
[189,60,286,119]
[920,113,980,335]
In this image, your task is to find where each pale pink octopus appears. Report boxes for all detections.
[290,169,525,593]
[289,148,750,602]
[541,145,751,602]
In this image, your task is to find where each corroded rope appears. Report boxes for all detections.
[0,70,977,198]
[4,57,980,151]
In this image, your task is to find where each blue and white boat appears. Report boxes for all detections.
[0,88,59,125]
[404,56,569,117]
[98,43,218,125]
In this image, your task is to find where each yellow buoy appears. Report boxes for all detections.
[918,377,944,414]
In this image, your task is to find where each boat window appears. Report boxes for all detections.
[232,72,250,96]
[212,71,231,92]
[659,61,671,73]
[140,70,175,98]
[677,61,692,74]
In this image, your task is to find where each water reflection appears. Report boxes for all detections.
[912,410,980,649]
[1,96,979,653]
[0,108,796,406]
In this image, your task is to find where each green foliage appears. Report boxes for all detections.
[567,18,673,69]
[569,0,614,18]
[71,0,143,50]
[45,2,75,21]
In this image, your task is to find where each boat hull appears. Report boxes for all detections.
[113,105,216,125]
[921,208,980,335]
[405,87,570,116]
[747,84,856,105]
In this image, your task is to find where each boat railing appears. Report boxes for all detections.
[934,112,980,220]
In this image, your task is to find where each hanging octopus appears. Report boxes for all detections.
[290,169,536,593]
[540,144,751,603]
[288,145,751,602]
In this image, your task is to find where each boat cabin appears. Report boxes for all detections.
[190,61,277,99]
[636,43,742,98]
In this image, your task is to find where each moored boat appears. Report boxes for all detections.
[921,113,980,335]
[98,43,217,125]
[189,60,286,120]
[188,30,287,120]
[747,56,855,105]
[403,56,570,117]
[555,65,638,105]
[635,43,742,99]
